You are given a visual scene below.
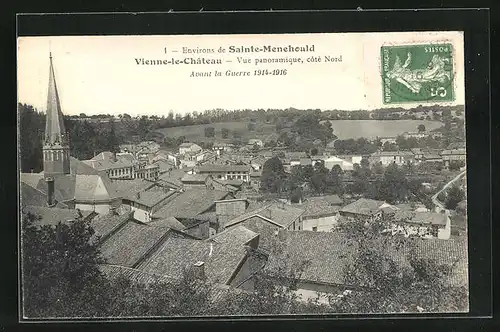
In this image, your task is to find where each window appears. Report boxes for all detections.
[312,226,318,232]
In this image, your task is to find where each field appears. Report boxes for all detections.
[155,119,444,143]
[329,120,443,140]
[155,121,277,143]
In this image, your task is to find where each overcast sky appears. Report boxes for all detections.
[17,32,464,117]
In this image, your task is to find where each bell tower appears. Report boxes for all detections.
[43,53,70,176]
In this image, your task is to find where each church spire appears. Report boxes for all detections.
[44,52,66,145]
[43,53,70,176]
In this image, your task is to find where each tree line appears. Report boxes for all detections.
[18,103,154,172]
[260,157,437,207]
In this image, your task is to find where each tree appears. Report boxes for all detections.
[21,212,108,318]
[19,103,44,173]
[221,128,229,139]
[376,163,409,203]
[310,161,329,194]
[260,157,286,193]
[335,219,468,313]
[417,124,426,132]
[204,127,215,138]
[445,185,465,210]
[326,164,344,194]
[290,187,303,203]
[310,148,318,156]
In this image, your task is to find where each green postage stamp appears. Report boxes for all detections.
[381,43,455,104]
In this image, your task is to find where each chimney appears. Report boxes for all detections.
[113,152,117,162]
[136,192,141,199]
[192,261,206,280]
[45,177,55,207]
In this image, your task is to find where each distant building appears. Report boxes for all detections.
[370,150,415,166]
[298,195,343,232]
[224,202,305,252]
[195,164,252,183]
[322,156,354,171]
[179,142,203,155]
[402,131,427,139]
[441,148,466,166]
[339,198,396,222]
[384,210,452,240]
[213,142,236,156]
[122,187,175,223]
[248,139,264,147]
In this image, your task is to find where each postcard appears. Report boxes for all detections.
[18,31,468,319]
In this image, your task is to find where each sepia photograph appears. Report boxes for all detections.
[17,31,468,319]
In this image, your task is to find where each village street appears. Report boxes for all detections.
[432,169,467,212]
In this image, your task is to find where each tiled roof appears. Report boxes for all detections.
[371,151,414,157]
[99,264,249,304]
[69,157,101,175]
[124,188,174,208]
[20,182,52,208]
[99,220,172,268]
[339,198,386,216]
[152,189,231,220]
[158,169,185,187]
[90,212,131,242]
[265,231,468,288]
[137,231,252,285]
[299,195,343,219]
[265,231,355,285]
[208,225,258,246]
[225,202,304,229]
[196,164,252,173]
[112,179,156,198]
[99,264,176,284]
[148,217,186,231]
[22,206,94,227]
[181,173,209,183]
[441,148,466,155]
[20,173,45,189]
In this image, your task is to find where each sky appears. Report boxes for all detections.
[17,32,465,117]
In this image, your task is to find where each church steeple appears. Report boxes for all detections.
[43,53,70,176]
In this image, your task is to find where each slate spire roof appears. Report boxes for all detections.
[44,53,67,146]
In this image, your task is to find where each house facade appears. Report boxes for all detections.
[370,151,415,166]
[195,164,252,183]
[179,142,203,155]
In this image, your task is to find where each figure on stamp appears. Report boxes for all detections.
[387,51,452,94]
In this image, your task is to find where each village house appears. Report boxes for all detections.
[402,131,428,139]
[249,170,262,189]
[339,198,396,222]
[179,142,203,155]
[248,138,264,148]
[194,164,252,183]
[377,136,397,145]
[298,195,343,232]
[212,142,236,156]
[121,186,176,223]
[322,156,354,171]
[441,148,466,167]
[263,229,468,303]
[223,202,305,252]
[150,188,234,239]
[369,150,415,166]
[83,151,160,181]
[383,210,452,240]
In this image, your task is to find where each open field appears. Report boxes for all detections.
[155,119,444,143]
[329,120,443,139]
[155,121,277,143]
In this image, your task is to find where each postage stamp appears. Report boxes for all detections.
[381,43,455,104]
